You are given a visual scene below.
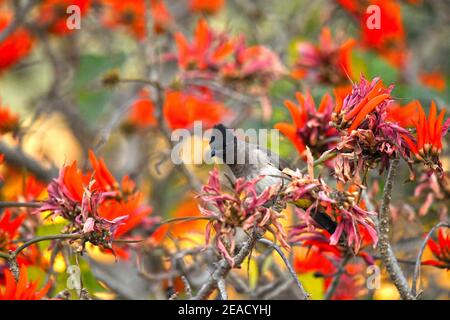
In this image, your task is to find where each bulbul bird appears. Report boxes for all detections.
[209,123,289,195]
[209,123,337,235]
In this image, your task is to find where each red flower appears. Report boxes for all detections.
[275,92,338,158]
[125,90,157,130]
[294,247,367,299]
[0,11,34,71]
[88,150,118,192]
[419,72,446,92]
[175,18,235,71]
[0,266,51,300]
[386,100,418,128]
[333,76,392,133]
[16,175,47,202]
[222,41,285,82]
[102,0,172,39]
[98,188,153,239]
[294,247,336,276]
[36,152,155,255]
[283,167,378,253]
[423,228,450,270]
[39,0,92,35]
[292,27,355,84]
[332,76,414,179]
[163,89,230,130]
[198,168,287,266]
[189,0,225,14]
[337,0,407,68]
[402,101,448,173]
[0,104,19,135]
[0,210,26,252]
[359,0,405,49]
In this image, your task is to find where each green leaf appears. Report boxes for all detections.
[73,54,126,126]
[352,50,398,84]
[35,223,66,251]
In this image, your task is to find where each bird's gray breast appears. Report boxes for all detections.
[228,146,287,195]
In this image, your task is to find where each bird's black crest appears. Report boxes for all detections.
[213,123,228,137]
[210,123,229,144]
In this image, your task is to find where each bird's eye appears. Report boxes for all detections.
[210,136,216,143]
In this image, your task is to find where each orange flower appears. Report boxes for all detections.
[39,151,155,257]
[175,18,235,70]
[39,0,92,35]
[386,100,418,128]
[275,92,338,157]
[0,266,51,300]
[18,175,47,202]
[189,0,225,14]
[293,27,355,84]
[150,0,173,34]
[402,101,447,161]
[61,160,86,202]
[223,43,285,81]
[98,190,153,239]
[333,76,393,133]
[0,105,19,135]
[0,210,26,252]
[163,89,230,130]
[102,0,172,39]
[360,0,405,49]
[0,11,34,71]
[294,247,336,275]
[419,72,446,92]
[126,90,156,130]
[88,150,118,192]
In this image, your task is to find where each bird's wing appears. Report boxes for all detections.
[257,145,289,171]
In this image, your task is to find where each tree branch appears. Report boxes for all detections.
[0,233,82,280]
[0,141,57,182]
[377,159,415,300]
[0,201,42,208]
[191,229,262,300]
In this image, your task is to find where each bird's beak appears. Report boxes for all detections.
[210,147,216,158]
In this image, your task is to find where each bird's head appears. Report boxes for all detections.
[209,123,236,162]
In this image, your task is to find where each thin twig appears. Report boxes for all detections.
[411,222,450,297]
[0,233,82,280]
[0,201,42,208]
[13,233,82,257]
[257,238,309,300]
[323,253,351,300]
[377,159,415,300]
[159,216,210,225]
